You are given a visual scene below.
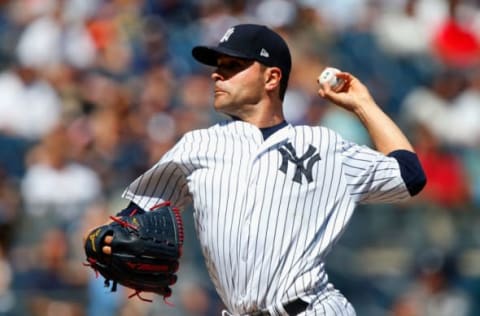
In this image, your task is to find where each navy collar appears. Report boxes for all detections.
[229,116,288,140]
[260,120,288,140]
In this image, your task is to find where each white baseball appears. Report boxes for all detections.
[318,67,344,90]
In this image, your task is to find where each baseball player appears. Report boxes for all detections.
[94,24,426,315]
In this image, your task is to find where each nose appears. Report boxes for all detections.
[211,70,223,81]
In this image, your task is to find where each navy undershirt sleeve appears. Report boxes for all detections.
[115,201,146,217]
[388,150,427,196]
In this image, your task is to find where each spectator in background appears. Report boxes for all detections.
[61,70,151,193]
[399,63,479,206]
[86,3,133,78]
[21,124,102,231]
[0,62,62,140]
[254,0,297,29]
[302,0,371,32]
[0,174,21,252]
[410,122,470,208]
[87,105,149,193]
[431,0,480,68]
[0,248,14,315]
[141,0,199,28]
[15,0,96,70]
[14,228,87,316]
[130,16,193,77]
[373,0,431,58]
[0,0,477,315]
[372,0,436,86]
[447,67,480,207]
[391,249,472,316]
[173,74,217,132]
[138,66,174,118]
[446,67,480,148]
[196,0,255,48]
[399,67,465,146]
[400,64,480,156]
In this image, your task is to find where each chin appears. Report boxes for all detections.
[213,100,229,111]
[214,105,235,117]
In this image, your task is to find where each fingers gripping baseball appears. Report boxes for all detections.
[317,69,375,113]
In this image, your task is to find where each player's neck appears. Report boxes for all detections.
[236,99,285,128]
[244,114,285,128]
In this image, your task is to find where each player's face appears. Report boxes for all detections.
[211,55,266,116]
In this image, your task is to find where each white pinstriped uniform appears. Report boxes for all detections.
[123,120,411,315]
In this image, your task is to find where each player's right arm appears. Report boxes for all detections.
[318,71,426,197]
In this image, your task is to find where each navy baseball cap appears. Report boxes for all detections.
[192,24,291,83]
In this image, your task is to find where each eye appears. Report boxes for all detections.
[220,61,242,70]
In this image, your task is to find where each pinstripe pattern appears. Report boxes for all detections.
[123,120,409,315]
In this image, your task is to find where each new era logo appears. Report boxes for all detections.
[260,48,270,58]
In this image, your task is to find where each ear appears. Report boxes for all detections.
[264,67,282,93]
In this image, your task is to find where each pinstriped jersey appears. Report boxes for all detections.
[122,120,410,315]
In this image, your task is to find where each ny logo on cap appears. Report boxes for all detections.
[220,27,234,43]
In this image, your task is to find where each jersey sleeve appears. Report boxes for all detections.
[339,138,411,204]
[122,135,195,210]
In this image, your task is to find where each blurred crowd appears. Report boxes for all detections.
[0,0,479,315]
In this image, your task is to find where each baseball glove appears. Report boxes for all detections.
[84,201,183,301]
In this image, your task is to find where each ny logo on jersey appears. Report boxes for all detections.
[278,142,321,184]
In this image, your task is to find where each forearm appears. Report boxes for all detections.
[353,101,414,155]
[354,102,426,195]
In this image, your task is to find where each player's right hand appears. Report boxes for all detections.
[317,72,377,114]
[103,236,113,255]
[83,222,113,255]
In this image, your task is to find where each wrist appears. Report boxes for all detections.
[352,99,378,120]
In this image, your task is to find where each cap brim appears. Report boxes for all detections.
[192,46,252,66]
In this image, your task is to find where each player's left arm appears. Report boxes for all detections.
[82,135,196,299]
[318,71,426,196]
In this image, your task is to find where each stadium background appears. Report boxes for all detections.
[0,0,479,315]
